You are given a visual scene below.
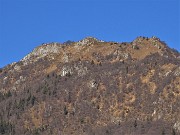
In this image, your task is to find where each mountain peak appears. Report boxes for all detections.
[21,42,62,65]
[76,36,104,45]
[17,36,179,66]
[0,36,180,135]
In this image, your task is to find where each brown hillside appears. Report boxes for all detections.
[0,36,180,135]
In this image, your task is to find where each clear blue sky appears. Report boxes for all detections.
[0,0,179,68]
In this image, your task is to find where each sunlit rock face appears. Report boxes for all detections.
[21,42,62,65]
[76,37,104,46]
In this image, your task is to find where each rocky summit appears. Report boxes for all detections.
[0,36,180,135]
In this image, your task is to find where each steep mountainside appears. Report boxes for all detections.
[0,36,180,135]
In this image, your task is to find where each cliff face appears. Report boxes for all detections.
[0,36,180,135]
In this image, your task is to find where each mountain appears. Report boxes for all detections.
[0,36,180,135]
